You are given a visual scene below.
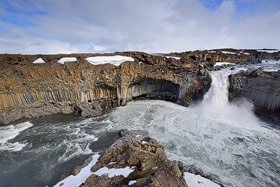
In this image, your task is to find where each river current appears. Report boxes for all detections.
[0,61,280,187]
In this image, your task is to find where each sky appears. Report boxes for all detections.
[0,0,280,54]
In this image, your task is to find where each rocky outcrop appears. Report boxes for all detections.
[229,68,280,123]
[56,130,187,187]
[169,48,280,66]
[0,52,211,125]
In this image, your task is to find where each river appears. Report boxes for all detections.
[0,62,280,187]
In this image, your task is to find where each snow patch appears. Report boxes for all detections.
[141,140,148,144]
[262,59,280,65]
[214,62,235,67]
[165,56,181,60]
[54,154,100,187]
[58,57,77,64]
[86,55,134,66]
[184,172,220,187]
[33,58,45,64]
[0,121,33,152]
[93,166,135,178]
[221,51,236,55]
[129,180,137,185]
[257,49,278,53]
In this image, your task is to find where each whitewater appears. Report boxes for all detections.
[0,62,280,187]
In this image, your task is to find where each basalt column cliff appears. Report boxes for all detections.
[0,52,211,125]
[1,49,278,125]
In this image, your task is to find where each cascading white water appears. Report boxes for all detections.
[202,70,230,106]
[192,68,262,129]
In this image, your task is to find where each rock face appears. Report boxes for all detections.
[57,130,187,187]
[0,52,211,125]
[229,68,280,122]
[0,49,279,125]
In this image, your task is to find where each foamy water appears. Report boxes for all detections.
[0,121,33,152]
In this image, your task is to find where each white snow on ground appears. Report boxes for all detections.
[259,59,280,72]
[86,55,134,66]
[33,58,45,64]
[242,52,250,55]
[221,51,236,55]
[165,56,181,60]
[257,49,278,53]
[128,180,137,185]
[141,140,148,144]
[214,62,235,67]
[209,50,217,53]
[262,59,280,65]
[93,166,135,178]
[58,57,77,64]
[54,154,100,187]
[0,121,33,152]
[184,172,220,187]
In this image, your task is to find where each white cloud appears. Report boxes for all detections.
[0,0,279,54]
[93,45,107,52]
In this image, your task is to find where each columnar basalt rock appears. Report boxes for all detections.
[229,68,280,122]
[0,49,278,125]
[0,52,211,125]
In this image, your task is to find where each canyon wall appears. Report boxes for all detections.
[0,52,211,125]
[0,49,278,125]
[229,68,280,123]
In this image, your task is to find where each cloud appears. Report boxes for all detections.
[0,0,279,54]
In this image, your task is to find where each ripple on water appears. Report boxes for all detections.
[0,121,33,152]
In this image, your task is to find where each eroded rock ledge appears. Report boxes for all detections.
[229,68,280,123]
[55,130,187,187]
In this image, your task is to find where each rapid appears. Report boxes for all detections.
[0,61,280,187]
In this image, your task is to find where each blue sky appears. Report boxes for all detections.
[0,0,280,54]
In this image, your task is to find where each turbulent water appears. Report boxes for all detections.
[0,61,280,187]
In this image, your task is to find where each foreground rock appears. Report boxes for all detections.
[229,68,280,123]
[55,130,187,187]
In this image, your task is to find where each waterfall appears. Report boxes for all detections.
[202,70,231,107]
[192,68,261,129]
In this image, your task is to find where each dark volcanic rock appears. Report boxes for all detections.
[229,68,280,123]
[56,130,187,187]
